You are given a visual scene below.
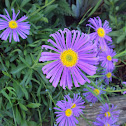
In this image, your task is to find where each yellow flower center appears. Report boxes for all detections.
[93,89,100,95]
[71,103,76,108]
[106,72,112,78]
[107,55,112,61]
[9,20,18,29]
[97,27,105,38]
[105,111,111,117]
[104,124,110,126]
[60,49,78,67]
[65,108,72,117]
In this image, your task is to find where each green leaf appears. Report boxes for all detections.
[20,0,30,8]
[79,0,102,25]
[114,50,126,58]
[11,64,27,74]
[6,102,12,109]
[88,0,102,17]
[25,70,32,86]
[0,90,12,106]
[21,87,29,100]
[0,97,2,109]
[117,33,126,43]
[15,106,21,124]
[27,121,37,126]
[44,4,58,14]
[5,0,10,9]
[26,103,41,108]
[108,31,120,36]
[109,14,116,23]
[40,16,48,23]
[19,103,28,111]
[25,55,32,66]
[19,55,30,67]
[6,87,16,96]
[21,120,28,126]
[10,55,18,62]
[10,49,22,55]
[20,69,32,86]
[2,71,11,78]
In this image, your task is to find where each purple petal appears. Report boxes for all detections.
[1,28,11,41]
[13,29,19,42]
[16,28,27,39]
[42,45,60,53]
[60,67,67,89]
[0,14,10,21]
[64,28,72,49]
[12,9,20,20]
[71,67,85,85]
[123,91,126,94]
[50,33,63,51]
[42,61,60,74]
[17,15,28,22]
[52,66,63,87]
[122,82,126,85]
[5,9,11,20]
[66,68,72,89]
[9,30,12,42]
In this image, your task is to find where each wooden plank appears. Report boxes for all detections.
[79,96,126,126]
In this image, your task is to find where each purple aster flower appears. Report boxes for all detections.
[83,85,104,103]
[54,98,79,126]
[123,91,126,94]
[87,17,112,50]
[102,70,114,84]
[122,82,126,85]
[99,47,118,70]
[94,117,119,126]
[39,28,98,89]
[0,9,30,42]
[98,103,120,119]
[65,94,85,117]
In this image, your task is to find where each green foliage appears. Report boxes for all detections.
[67,0,102,18]
[0,0,67,125]
[104,0,126,57]
[0,0,125,126]
[55,0,73,16]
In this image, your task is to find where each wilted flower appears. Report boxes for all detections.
[39,28,98,89]
[0,9,30,42]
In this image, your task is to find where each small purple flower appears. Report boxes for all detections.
[0,9,30,42]
[94,117,119,126]
[98,103,120,119]
[99,48,118,70]
[39,28,98,89]
[83,85,104,103]
[65,94,85,117]
[122,82,126,85]
[123,91,126,94]
[54,98,79,126]
[87,17,112,50]
[102,70,114,84]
